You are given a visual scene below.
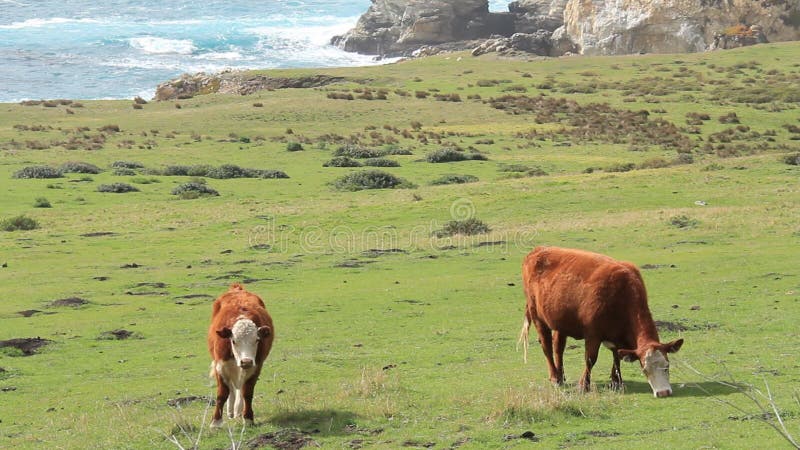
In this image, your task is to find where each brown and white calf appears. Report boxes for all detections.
[208,283,274,427]
[518,246,684,397]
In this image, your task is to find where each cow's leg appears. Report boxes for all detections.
[552,331,567,385]
[211,375,229,428]
[227,388,237,418]
[533,320,560,385]
[610,349,623,390]
[579,338,601,392]
[241,378,258,425]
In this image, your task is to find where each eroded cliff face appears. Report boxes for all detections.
[331,0,513,56]
[333,0,800,57]
[563,0,800,55]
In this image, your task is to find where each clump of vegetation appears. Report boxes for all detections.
[363,158,400,167]
[430,174,479,185]
[719,112,740,124]
[113,168,137,176]
[33,197,51,208]
[379,146,413,156]
[332,170,414,191]
[59,162,102,174]
[286,142,304,152]
[782,152,800,165]
[669,215,699,229]
[158,164,288,179]
[171,181,220,199]
[1,215,39,231]
[433,218,490,237]
[97,183,139,193]
[604,162,637,173]
[425,148,487,163]
[323,157,363,168]
[111,161,144,169]
[499,164,548,177]
[334,144,381,159]
[12,166,62,179]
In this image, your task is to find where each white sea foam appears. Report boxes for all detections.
[0,17,102,29]
[128,37,196,55]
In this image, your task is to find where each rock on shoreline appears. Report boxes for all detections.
[154,71,345,101]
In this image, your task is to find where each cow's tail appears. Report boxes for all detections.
[517,315,531,364]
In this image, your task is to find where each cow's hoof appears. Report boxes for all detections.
[210,419,223,429]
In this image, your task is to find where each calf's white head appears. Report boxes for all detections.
[619,339,683,398]
[217,317,271,369]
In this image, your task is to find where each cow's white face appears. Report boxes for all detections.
[642,349,671,398]
[218,318,271,369]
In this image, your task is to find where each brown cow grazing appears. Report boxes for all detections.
[208,283,274,427]
[518,246,683,397]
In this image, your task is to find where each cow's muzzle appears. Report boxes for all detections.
[239,358,254,368]
[655,389,672,398]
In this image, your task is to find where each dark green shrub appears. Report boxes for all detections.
[171,182,219,199]
[111,161,144,169]
[323,157,363,168]
[426,149,487,163]
[186,165,213,177]
[112,168,137,176]
[605,162,637,173]
[33,197,51,208]
[253,169,290,179]
[59,162,102,174]
[205,164,251,179]
[162,165,191,176]
[332,170,413,191]
[12,166,62,179]
[637,158,671,169]
[782,152,800,165]
[499,164,547,177]
[334,144,380,159]
[669,215,699,229]
[430,174,479,185]
[1,215,39,231]
[286,142,303,152]
[363,158,400,167]
[433,218,490,237]
[97,183,139,193]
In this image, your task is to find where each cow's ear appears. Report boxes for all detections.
[257,326,271,339]
[618,349,638,363]
[662,338,684,354]
[216,328,232,339]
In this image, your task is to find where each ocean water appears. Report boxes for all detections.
[0,0,510,102]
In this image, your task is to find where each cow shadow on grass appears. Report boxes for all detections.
[616,380,742,398]
[267,409,362,436]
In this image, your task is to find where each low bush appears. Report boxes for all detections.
[433,218,490,237]
[33,197,51,208]
[499,164,547,177]
[112,168,137,176]
[286,142,303,152]
[1,215,39,231]
[59,162,102,174]
[669,215,699,229]
[171,181,219,199]
[111,161,144,169]
[12,166,63,179]
[334,145,380,159]
[782,152,800,165]
[332,170,414,191]
[425,149,487,163]
[97,183,139,193]
[363,158,400,167]
[324,157,363,168]
[430,174,479,185]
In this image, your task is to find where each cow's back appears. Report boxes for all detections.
[523,246,648,342]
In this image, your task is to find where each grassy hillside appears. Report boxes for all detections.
[1,42,799,449]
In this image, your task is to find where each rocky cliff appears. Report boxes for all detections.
[333,0,800,57]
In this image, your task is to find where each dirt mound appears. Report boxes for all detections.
[0,337,51,356]
[247,429,318,449]
[48,297,89,308]
[97,329,142,340]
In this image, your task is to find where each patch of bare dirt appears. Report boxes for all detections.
[361,248,408,258]
[167,395,210,407]
[246,429,318,449]
[97,329,142,340]
[80,232,116,237]
[0,337,51,355]
[48,297,89,308]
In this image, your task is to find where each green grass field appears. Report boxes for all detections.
[1,42,799,449]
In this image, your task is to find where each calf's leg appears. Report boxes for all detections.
[579,338,601,392]
[552,331,567,385]
[610,350,623,390]
[211,375,230,428]
[533,320,561,385]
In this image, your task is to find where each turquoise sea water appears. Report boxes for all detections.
[0,0,510,102]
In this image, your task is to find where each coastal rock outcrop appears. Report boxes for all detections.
[154,71,344,101]
[330,0,514,56]
[335,0,800,58]
[562,0,800,56]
